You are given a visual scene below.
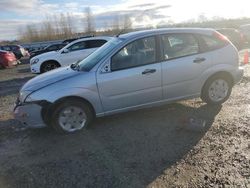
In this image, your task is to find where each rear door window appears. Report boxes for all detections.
[67,41,86,52]
[87,40,107,48]
[47,45,58,51]
[161,34,199,60]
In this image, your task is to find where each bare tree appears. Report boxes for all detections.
[121,14,132,30]
[66,13,74,37]
[84,7,95,34]
[112,15,121,32]
[21,24,40,42]
[110,14,132,35]
[41,16,56,41]
[19,12,77,42]
[198,14,208,23]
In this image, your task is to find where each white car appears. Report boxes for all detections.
[30,36,112,73]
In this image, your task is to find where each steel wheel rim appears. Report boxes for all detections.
[58,106,87,132]
[44,63,57,72]
[208,79,229,102]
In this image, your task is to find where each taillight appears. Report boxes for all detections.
[240,33,244,39]
[243,51,249,65]
[4,52,16,61]
[240,33,245,43]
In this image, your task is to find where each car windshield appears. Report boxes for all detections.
[79,37,124,71]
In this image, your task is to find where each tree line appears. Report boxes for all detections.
[15,6,250,43]
[19,7,133,43]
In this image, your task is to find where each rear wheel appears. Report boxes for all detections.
[41,61,60,73]
[50,99,94,134]
[201,75,233,105]
[0,64,5,69]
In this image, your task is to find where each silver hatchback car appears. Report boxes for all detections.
[14,28,244,133]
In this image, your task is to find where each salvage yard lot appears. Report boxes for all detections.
[0,60,249,187]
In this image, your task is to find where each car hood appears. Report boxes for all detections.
[31,51,58,60]
[21,66,81,91]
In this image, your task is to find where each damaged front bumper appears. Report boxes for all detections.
[13,102,47,128]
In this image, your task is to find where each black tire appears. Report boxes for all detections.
[50,99,94,134]
[201,74,233,105]
[0,64,5,69]
[15,54,22,60]
[41,61,60,73]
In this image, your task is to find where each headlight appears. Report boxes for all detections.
[19,90,32,103]
[31,58,39,65]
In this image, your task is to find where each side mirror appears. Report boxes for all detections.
[62,49,69,54]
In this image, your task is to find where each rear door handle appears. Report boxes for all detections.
[142,69,156,75]
[193,57,206,63]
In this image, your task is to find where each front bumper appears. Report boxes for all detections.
[30,63,40,74]
[14,103,46,128]
[11,60,18,66]
[3,60,18,68]
[30,66,40,74]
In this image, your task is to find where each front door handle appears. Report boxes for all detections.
[142,69,156,75]
[193,57,206,63]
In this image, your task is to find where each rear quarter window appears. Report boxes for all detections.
[198,34,227,52]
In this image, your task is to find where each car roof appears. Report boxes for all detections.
[72,36,113,43]
[217,28,238,31]
[9,44,20,46]
[240,24,250,28]
[46,43,64,47]
[51,43,65,46]
[0,50,8,53]
[119,28,215,40]
[61,36,114,50]
[62,35,94,43]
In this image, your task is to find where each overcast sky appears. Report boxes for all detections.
[0,0,250,40]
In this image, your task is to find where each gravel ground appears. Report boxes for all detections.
[0,58,249,188]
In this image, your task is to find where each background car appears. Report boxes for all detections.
[62,35,94,44]
[30,43,66,58]
[0,45,29,60]
[30,36,112,73]
[239,24,250,43]
[216,28,245,50]
[0,50,18,68]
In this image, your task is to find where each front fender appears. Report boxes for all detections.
[26,87,104,116]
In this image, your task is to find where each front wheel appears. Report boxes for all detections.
[41,61,60,73]
[50,99,94,134]
[201,75,233,105]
